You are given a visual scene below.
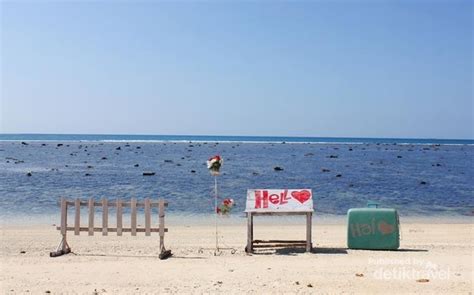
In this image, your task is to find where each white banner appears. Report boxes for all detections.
[245,189,313,212]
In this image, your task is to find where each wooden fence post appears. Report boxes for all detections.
[88,198,94,236]
[102,198,108,236]
[131,197,137,236]
[144,198,151,236]
[74,198,80,235]
[116,198,123,236]
[159,199,165,251]
[60,197,68,251]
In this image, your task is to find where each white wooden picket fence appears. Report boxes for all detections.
[50,197,171,259]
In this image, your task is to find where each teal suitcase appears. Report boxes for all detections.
[347,206,400,250]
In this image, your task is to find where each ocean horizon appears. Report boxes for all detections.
[1,133,473,145]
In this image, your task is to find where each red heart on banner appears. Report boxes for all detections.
[291,190,311,204]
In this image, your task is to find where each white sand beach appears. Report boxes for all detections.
[1,221,472,294]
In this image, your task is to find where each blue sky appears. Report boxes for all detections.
[1,0,472,139]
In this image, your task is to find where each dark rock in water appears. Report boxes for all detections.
[181,157,185,160]
[274,166,284,171]
[26,172,32,177]
[57,144,63,147]
[328,155,338,159]
[336,174,342,178]
[101,157,107,160]
[397,155,402,158]
[87,165,93,169]
[348,148,353,151]
[420,181,427,185]
[116,147,121,150]
[21,142,28,145]
[321,168,331,172]
[136,146,141,149]
[189,145,194,147]
[85,173,91,176]
[65,165,69,167]
[176,163,182,166]
[190,170,196,173]
[134,164,139,167]
[143,172,155,176]
[6,160,9,163]
[41,143,47,146]
[164,160,173,163]
[281,142,286,144]
[252,172,259,176]
[436,163,442,167]
[304,153,314,157]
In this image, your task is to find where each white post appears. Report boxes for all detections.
[214,175,218,252]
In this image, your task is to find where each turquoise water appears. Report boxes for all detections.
[0,134,473,223]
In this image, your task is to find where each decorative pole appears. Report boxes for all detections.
[214,174,218,252]
[197,155,235,256]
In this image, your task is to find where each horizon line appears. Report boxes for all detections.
[0,132,473,142]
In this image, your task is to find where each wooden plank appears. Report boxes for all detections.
[306,212,312,252]
[131,197,137,236]
[60,197,67,236]
[74,198,80,235]
[254,240,307,244]
[159,199,165,250]
[116,199,123,236]
[57,226,167,233]
[246,212,253,253]
[66,201,168,207]
[253,243,307,248]
[88,198,94,236]
[102,198,108,236]
[144,198,151,236]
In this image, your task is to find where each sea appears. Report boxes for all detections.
[1,134,473,224]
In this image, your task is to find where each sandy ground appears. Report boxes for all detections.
[0,220,472,294]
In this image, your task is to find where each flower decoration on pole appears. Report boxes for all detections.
[207,155,223,176]
[216,198,235,215]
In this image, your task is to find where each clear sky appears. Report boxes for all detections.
[1,0,472,139]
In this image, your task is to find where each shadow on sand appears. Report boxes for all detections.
[72,252,206,259]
